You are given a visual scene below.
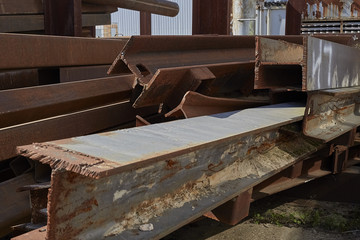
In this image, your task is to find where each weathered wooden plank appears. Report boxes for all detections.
[0,0,117,15]
[0,13,111,33]
[0,33,128,69]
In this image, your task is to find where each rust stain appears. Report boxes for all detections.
[247,142,275,155]
[165,159,178,169]
[207,161,224,173]
[56,197,99,222]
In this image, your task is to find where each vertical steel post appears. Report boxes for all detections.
[44,0,82,36]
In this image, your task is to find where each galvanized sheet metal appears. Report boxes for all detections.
[306,36,360,90]
[19,102,306,178]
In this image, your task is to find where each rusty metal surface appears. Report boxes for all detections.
[17,102,323,239]
[0,69,39,90]
[165,91,269,119]
[44,0,82,36]
[18,102,306,178]
[84,0,179,17]
[0,102,157,161]
[59,65,113,83]
[303,87,360,142]
[0,0,117,15]
[302,0,360,21]
[0,75,134,128]
[108,35,255,81]
[132,62,257,109]
[0,33,129,70]
[255,35,360,90]
[133,66,215,108]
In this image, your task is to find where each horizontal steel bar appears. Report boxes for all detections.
[0,0,117,14]
[108,35,256,83]
[0,102,157,161]
[16,103,323,239]
[303,87,360,142]
[83,0,179,17]
[0,69,39,90]
[0,13,111,33]
[0,33,128,70]
[0,75,134,128]
[165,91,269,119]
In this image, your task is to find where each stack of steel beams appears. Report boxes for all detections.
[2,33,360,239]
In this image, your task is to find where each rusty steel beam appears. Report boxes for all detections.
[133,66,215,108]
[0,75,134,128]
[0,33,129,70]
[59,65,113,82]
[255,35,360,91]
[83,0,179,17]
[192,0,231,35]
[108,35,255,82]
[0,101,158,162]
[44,0,82,36]
[303,87,360,142]
[0,13,111,34]
[165,91,269,119]
[0,0,117,15]
[0,69,39,90]
[131,62,256,109]
[16,103,323,239]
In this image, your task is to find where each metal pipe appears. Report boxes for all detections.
[83,0,179,17]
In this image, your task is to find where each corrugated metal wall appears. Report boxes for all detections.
[110,0,192,37]
[111,8,140,36]
[151,0,192,35]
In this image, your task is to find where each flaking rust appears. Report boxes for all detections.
[18,129,322,240]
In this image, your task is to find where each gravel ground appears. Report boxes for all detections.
[163,195,360,240]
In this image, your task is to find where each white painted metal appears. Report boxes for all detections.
[151,0,192,35]
[111,8,140,36]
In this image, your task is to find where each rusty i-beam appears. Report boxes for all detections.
[15,103,323,239]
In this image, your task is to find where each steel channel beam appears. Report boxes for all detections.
[83,0,179,17]
[0,75,134,128]
[165,91,269,119]
[17,103,323,239]
[132,62,256,109]
[0,102,158,162]
[0,33,129,70]
[255,35,360,91]
[303,87,360,142]
[108,36,255,82]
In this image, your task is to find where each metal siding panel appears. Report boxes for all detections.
[111,8,140,36]
[151,0,192,35]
